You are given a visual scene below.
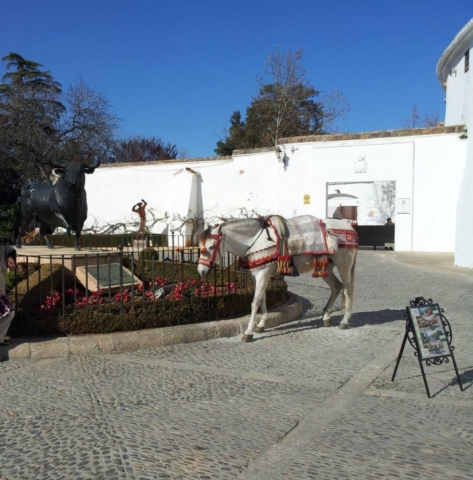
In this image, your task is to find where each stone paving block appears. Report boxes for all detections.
[6,341,31,359]
[68,333,116,355]
[137,328,168,349]
[110,331,142,352]
[28,337,70,358]
[212,319,242,338]
[181,323,211,343]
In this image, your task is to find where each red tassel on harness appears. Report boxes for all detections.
[312,254,329,277]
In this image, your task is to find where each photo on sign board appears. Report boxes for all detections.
[406,304,451,360]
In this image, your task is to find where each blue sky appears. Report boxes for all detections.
[1,1,471,158]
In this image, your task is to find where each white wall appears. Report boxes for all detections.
[452,42,473,266]
[444,39,472,126]
[439,25,473,267]
[84,131,465,253]
[307,139,414,251]
[413,135,467,252]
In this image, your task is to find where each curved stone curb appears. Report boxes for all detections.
[6,293,303,360]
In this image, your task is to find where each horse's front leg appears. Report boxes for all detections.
[242,271,270,342]
[254,291,267,333]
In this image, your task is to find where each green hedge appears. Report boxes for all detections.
[6,262,39,292]
[48,233,168,249]
[132,249,252,286]
[9,282,287,337]
[12,263,72,314]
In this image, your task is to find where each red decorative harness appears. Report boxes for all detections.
[198,231,223,268]
[199,222,358,274]
[238,246,279,270]
[326,228,359,249]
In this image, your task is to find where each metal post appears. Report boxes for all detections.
[118,245,124,315]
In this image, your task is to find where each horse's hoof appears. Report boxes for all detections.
[254,327,265,333]
[241,334,254,342]
[338,323,348,330]
[323,319,331,327]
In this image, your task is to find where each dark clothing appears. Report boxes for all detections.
[0,246,16,343]
[0,246,16,269]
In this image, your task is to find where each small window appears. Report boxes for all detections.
[465,50,470,73]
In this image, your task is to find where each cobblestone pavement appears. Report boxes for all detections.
[0,250,472,479]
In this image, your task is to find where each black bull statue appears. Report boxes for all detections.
[16,158,100,250]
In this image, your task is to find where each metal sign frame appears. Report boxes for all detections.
[391,296,464,398]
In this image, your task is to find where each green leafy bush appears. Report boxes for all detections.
[6,262,39,292]
[11,263,72,312]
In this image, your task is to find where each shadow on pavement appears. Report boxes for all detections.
[451,367,473,392]
[276,308,405,332]
[346,309,405,327]
[426,366,473,397]
[249,308,406,343]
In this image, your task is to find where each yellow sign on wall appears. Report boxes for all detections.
[303,194,311,205]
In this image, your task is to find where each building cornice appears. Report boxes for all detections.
[98,155,232,169]
[98,126,465,168]
[436,18,473,88]
[280,125,465,144]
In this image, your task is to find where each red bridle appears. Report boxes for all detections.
[198,231,223,268]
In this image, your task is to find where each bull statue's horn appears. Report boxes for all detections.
[49,158,66,169]
[85,157,101,170]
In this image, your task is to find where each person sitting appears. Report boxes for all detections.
[385,218,394,225]
[0,246,16,349]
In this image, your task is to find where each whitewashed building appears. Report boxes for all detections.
[85,19,472,264]
[437,18,473,268]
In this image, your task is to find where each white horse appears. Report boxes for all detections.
[197,215,358,341]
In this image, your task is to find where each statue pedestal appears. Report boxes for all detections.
[15,246,120,274]
[132,239,147,258]
[14,245,140,296]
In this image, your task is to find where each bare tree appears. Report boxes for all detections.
[370,181,396,223]
[248,49,349,146]
[169,211,204,246]
[402,105,440,129]
[82,209,170,236]
[59,78,119,162]
[111,136,178,163]
[215,49,349,154]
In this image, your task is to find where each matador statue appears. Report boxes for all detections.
[132,199,148,235]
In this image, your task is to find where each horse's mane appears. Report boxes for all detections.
[199,218,266,244]
[223,218,263,232]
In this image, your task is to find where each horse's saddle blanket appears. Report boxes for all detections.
[271,215,337,256]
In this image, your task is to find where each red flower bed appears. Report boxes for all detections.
[41,277,251,310]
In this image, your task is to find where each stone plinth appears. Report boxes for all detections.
[15,245,120,275]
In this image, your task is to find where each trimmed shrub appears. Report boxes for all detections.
[132,258,252,286]
[56,299,210,336]
[8,263,75,336]
[11,263,72,310]
[9,279,287,337]
[7,251,288,337]
[49,234,168,249]
[6,262,39,292]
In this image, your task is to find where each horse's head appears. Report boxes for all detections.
[197,224,223,276]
